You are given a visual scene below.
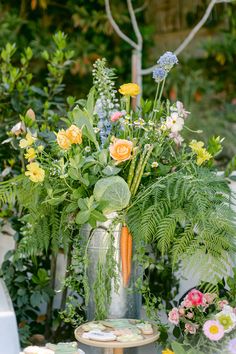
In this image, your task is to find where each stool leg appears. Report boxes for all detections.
[114,349,124,354]
[104,349,114,354]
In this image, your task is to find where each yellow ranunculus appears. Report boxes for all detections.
[119,83,140,96]
[19,132,36,149]
[25,162,45,183]
[196,148,212,166]
[56,129,71,150]
[189,140,204,153]
[162,349,175,354]
[109,138,133,163]
[66,124,82,144]
[24,148,36,161]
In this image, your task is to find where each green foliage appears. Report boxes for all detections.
[128,168,236,283]
[94,176,131,214]
[0,251,52,347]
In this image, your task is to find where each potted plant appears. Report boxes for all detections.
[1,53,235,325]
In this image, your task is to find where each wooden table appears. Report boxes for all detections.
[74,320,159,354]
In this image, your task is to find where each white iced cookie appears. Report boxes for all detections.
[38,349,54,354]
[24,346,41,354]
[136,323,153,335]
[82,330,116,341]
[117,334,143,342]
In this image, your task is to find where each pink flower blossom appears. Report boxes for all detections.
[203,320,224,341]
[168,307,180,325]
[176,101,190,119]
[110,111,124,122]
[186,312,194,319]
[204,293,217,305]
[178,308,185,316]
[218,300,229,310]
[169,132,184,146]
[186,289,204,307]
[183,298,193,308]
[184,323,198,334]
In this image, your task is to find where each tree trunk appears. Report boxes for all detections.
[131,50,142,110]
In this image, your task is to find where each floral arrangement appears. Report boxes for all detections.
[167,289,236,353]
[2,52,236,321]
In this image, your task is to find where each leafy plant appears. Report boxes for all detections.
[128,168,236,283]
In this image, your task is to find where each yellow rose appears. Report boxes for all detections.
[25,162,45,183]
[162,349,175,354]
[19,132,36,149]
[66,124,82,144]
[24,148,36,161]
[119,83,140,96]
[109,138,133,163]
[56,129,71,150]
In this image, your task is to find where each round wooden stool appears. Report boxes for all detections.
[74,320,159,354]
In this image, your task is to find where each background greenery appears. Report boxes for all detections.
[0,0,235,346]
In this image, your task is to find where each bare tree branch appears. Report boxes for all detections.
[141,0,232,75]
[105,0,139,50]
[134,1,148,14]
[127,0,143,49]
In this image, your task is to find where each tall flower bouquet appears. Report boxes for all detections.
[2,52,236,321]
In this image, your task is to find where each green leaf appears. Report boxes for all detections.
[91,210,107,222]
[30,292,42,307]
[94,176,131,213]
[102,165,121,176]
[86,87,95,116]
[72,107,99,149]
[171,342,187,354]
[75,210,90,224]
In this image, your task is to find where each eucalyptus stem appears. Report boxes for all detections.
[132,145,154,196]
[127,147,138,188]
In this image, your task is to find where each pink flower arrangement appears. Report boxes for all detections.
[203,320,224,341]
[168,307,180,325]
[186,289,204,307]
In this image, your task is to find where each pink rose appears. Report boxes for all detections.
[186,289,204,307]
[178,308,185,316]
[184,323,198,335]
[111,111,124,122]
[204,293,217,305]
[168,307,180,325]
[218,299,229,310]
[186,312,194,319]
[183,298,193,308]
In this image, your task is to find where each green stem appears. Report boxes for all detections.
[156,78,166,117]
[151,83,160,120]
[127,147,138,188]
[130,148,147,196]
[132,145,154,196]
[125,95,131,113]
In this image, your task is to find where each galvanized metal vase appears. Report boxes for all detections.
[81,214,142,321]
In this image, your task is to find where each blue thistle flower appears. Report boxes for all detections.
[157,51,178,71]
[152,67,167,83]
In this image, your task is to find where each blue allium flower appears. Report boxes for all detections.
[152,67,167,83]
[157,51,178,71]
